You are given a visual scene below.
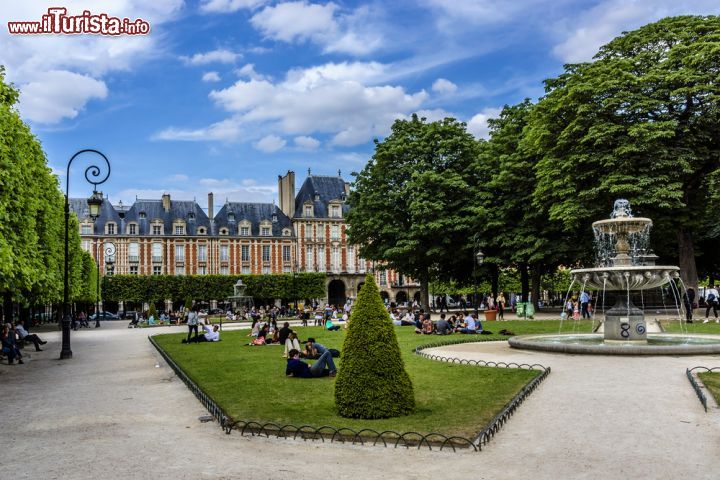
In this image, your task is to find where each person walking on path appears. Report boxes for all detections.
[684,287,696,323]
[703,284,719,323]
[580,291,591,319]
[186,307,199,343]
[497,292,506,320]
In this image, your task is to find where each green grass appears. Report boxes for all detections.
[662,320,720,334]
[698,372,720,405]
[153,321,579,438]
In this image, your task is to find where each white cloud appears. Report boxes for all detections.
[236,63,266,81]
[414,109,455,123]
[200,0,268,13]
[432,78,457,94]
[116,176,277,206]
[250,1,382,55]
[294,136,321,150]
[202,71,221,82]
[422,0,547,27]
[254,134,286,152]
[182,49,242,66]
[466,107,502,139]
[2,1,182,124]
[18,70,107,123]
[156,61,428,146]
[552,0,720,63]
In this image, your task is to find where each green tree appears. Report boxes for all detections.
[334,274,414,418]
[347,115,481,308]
[527,16,720,293]
[477,100,582,305]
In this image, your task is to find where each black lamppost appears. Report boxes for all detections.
[95,241,115,327]
[473,233,485,317]
[62,149,110,359]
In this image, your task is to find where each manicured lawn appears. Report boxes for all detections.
[662,320,720,334]
[698,372,720,405]
[152,321,573,438]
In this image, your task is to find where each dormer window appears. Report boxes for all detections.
[175,225,185,235]
[81,223,92,235]
[152,224,163,235]
[272,212,278,223]
[314,193,320,201]
[304,204,313,217]
[330,205,341,218]
[139,211,146,219]
[128,223,137,235]
[282,228,291,237]
[106,222,116,235]
[261,227,271,236]
[340,192,346,201]
[188,212,195,221]
[227,212,235,222]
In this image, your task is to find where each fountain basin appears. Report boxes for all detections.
[508,333,720,355]
[570,266,680,291]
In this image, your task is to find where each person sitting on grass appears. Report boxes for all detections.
[304,337,328,359]
[285,348,337,378]
[284,332,301,357]
[435,314,452,335]
[325,318,341,331]
[415,316,434,334]
[457,312,481,334]
[182,322,220,343]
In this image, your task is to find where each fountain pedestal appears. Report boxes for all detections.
[603,296,647,343]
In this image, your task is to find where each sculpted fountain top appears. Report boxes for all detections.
[570,199,678,291]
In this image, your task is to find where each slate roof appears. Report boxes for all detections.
[69,196,211,236]
[214,202,293,236]
[294,175,350,218]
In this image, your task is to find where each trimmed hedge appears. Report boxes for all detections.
[334,273,415,419]
[101,273,326,303]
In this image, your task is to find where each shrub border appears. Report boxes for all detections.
[149,334,550,453]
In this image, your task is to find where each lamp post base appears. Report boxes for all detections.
[60,315,73,359]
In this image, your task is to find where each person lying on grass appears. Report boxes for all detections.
[285,348,337,378]
[182,322,220,343]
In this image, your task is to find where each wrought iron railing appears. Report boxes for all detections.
[686,366,720,412]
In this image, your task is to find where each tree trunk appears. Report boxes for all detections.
[519,263,530,302]
[530,265,542,309]
[677,227,699,293]
[490,263,499,297]
[3,292,12,323]
[420,269,430,319]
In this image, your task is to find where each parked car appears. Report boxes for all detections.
[89,311,120,321]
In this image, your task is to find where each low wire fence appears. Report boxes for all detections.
[686,366,720,412]
[149,335,550,452]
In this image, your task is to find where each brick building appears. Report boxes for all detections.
[71,172,420,307]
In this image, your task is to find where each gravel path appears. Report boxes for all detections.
[2,323,719,479]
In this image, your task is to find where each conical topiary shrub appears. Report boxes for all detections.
[334,273,415,418]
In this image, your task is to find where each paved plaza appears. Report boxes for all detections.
[3,322,720,479]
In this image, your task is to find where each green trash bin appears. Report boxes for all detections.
[516,302,535,319]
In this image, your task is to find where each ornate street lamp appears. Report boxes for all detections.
[62,149,110,359]
[96,241,116,328]
[473,233,484,317]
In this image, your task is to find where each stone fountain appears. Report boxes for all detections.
[508,199,720,355]
[227,279,254,311]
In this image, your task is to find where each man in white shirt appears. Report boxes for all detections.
[703,284,719,323]
[15,320,47,351]
[182,322,220,343]
[458,312,481,334]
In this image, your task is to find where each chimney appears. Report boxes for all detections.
[208,192,214,219]
[344,182,350,196]
[277,171,295,218]
[162,193,171,212]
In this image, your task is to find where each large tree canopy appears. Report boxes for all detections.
[347,115,481,308]
[527,16,720,291]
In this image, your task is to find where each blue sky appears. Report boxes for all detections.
[2,0,718,210]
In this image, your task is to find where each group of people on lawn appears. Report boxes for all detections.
[391,309,485,335]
